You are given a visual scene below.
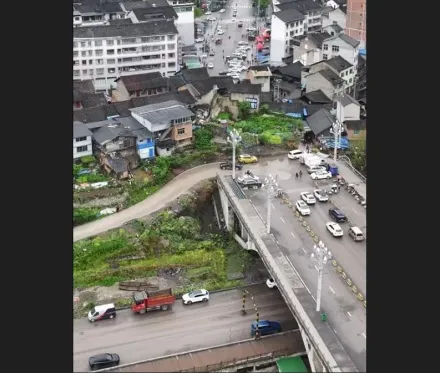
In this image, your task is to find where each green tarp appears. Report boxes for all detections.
[276,356,308,372]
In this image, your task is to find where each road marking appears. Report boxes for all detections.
[271,203,275,209]
[329,286,335,294]
[362,333,366,339]
[352,208,359,215]
[280,217,285,223]
[347,311,352,317]
[291,232,296,238]
[301,247,306,254]
[314,265,319,272]
[275,239,279,244]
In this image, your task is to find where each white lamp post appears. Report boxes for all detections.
[311,241,332,313]
[262,174,278,234]
[227,129,242,180]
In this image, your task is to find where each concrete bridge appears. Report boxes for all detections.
[217,174,357,373]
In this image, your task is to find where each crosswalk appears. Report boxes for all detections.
[226,4,254,9]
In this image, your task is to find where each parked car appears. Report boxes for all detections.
[313,189,329,202]
[219,8,226,13]
[182,289,210,305]
[238,21,243,27]
[307,165,326,174]
[220,161,243,170]
[326,222,343,237]
[288,150,303,160]
[218,29,225,35]
[88,303,116,322]
[300,192,316,205]
[251,320,281,336]
[209,50,215,56]
[238,154,258,163]
[205,11,212,15]
[266,278,277,288]
[237,177,262,189]
[310,170,332,180]
[207,16,217,21]
[195,37,205,43]
[208,63,214,69]
[295,200,311,216]
[89,353,120,371]
[329,208,347,222]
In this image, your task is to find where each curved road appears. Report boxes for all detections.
[74,284,298,371]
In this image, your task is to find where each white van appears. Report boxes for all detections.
[88,303,116,322]
[348,226,365,241]
[288,150,303,160]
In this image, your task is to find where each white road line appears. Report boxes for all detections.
[329,286,335,294]
[280,217,285,223]
[291,232,296,238]
[347,311,352,317]
[275,239,279,244]
[271,203,275,209]
[362,333,366,339]
[352,208,359,215]
[314,265,319,272]
[301,247,306,254]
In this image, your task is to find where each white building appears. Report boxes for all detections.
[73,3,127,27]
[167,0,195,46]
[73,21,179,92]
[270,9,306,63]
[273,0,324,34]
[321,33,359,67]
[73,121,93,160]
[322,6,347,30]
[336,94,360,123]
[246,66,272,92]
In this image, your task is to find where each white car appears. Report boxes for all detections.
[205,11,212,15]
[300,192,316,205]
[201,54,208,59]
[208,63,214,69]
[219,8,225,13]
[238,41,249,45]
[295,200,311,216]
[326,222,343,237]
[230,74,240,79]
[288,150,303,159]
[310,170,332,180]
[182,289,210,305]
[217,29,224,35]
[244,46,252,51]
[313,189,329,202]
[266,278,277,289]
[207,16,216,21]
[195,37,205,43]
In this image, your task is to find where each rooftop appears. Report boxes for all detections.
[273,9,305,23]
[73,20,178,39]
[131,6,177,22]
[307,32,332,48]
[323,55,353,73]
[339,94,359,107]
[108,18,133,25]
[277,0,323,14]
[249,65,272,72]
[317,69,344,87]
[177,67,210,83]
[306,108,335,136]
[324,33,360,48]
[190,76,234,96]
[272,61,304,79]
[303,90,332,104]
[116,72,168,91]
[73,121,93,138]
[345,119,366,131]
[93,122,137,145]
[122,0,171,11]
[326,23,343,33]
[230,82,262,94]
[130,100,194,125]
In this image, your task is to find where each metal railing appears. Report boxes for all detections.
[338,156,366,183]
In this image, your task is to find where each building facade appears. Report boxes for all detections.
[73,21,179,92]
[73,122,94,160]
[345,0,366,49]
[167,0,195,46]
[321,33,359,67]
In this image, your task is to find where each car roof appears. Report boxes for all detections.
[94,303,115,312]
[240,154,251,157]
[350,226,363,233]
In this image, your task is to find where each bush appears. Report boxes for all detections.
[80,155,95,165]
[73,207,100,226]
[76,173,108,183]
[194,128,214,150]
[194,7,203,17]
[217,112,231,120]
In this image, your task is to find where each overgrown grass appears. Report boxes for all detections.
[73,213,250,290]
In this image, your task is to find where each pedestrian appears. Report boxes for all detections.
[295,172,299,180]
[299,170,302,178]
[306,145,309,153]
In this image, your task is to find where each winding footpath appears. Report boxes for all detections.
[73,163,223,242]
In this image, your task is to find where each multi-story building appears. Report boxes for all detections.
[274,0,323,33]
[73,3,126,27]
[166,0,195,46]
[345,0,366,49]
[321,33,359,67]
[73,121,93,160]
[73,21,179,92]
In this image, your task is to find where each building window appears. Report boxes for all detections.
[107,59,115,64]
[349,68,353,74]
[81,60,87,65]
[354,129,360,135]
[167,44,175,50]
[349,78,353,84]
[168,53,175,58]
[76,136,87,142]
[332,45,339,52]
[96,59,104,65]
[245,98,258,109]
[323,44,328,50]
[168,35,175,40]
[74,51,79,57]
[77,145,88,152]
[95,49,103,56]
[95,40,103,47]
[73,42,78,48]
[96,68,104,75]
[168,62,176,68]
[107,40,114,46]
[73,70,80,76]
[82,69,87,75]
[323,54,328,60]
[177,128,185,135]
[81,42,86,48]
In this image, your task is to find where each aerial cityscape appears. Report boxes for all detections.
[73,0,366,371]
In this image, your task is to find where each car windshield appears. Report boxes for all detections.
[90,307,96,314]
[105,354,113,361]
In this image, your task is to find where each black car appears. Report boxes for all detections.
[220,162,243,170]
[237,178,262,189]
[329,208,347,223]
[89,353,120,371]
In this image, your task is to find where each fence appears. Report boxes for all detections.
[338,158,366,183]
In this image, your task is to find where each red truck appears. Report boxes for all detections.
[131,288,175,314]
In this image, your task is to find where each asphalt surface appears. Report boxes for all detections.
[196,1,259,76]
[236,159,366,371]
[73,284,299,371]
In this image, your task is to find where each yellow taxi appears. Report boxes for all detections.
[238,154,258,164]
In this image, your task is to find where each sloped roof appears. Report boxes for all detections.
[116,72,168,92]
[73,121,93,138]
[130,100,194,125]
[93,123,136,145]
[306,108,335,136]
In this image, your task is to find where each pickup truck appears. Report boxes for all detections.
[131,288,175,314]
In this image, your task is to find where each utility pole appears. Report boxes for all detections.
[227,129,242,180]
[332,91,343,162]
[263,174,278,234]
[311,241,331,313]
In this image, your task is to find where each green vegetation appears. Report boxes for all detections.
[74,207,101,226]
[73,163,108,183]
[238,101,251,120]
[194,127,215,151]
[233,114,303,146]
[347,133,366,176]
[217,112,232,120]
[194,7,203,18]
[80,155,95,165]
[74,212,249,292]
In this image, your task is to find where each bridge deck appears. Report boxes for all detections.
[106,331,304,372]
[218,175,358,372]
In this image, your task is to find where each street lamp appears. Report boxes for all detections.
[311,241,332,313]
[262,174,278,234]
[227,128,242,180]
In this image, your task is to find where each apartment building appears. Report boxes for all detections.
[274,0,323,33]
[345,0,366,49]
[166,0,195,46]
[321,33,360,67]
[73,3,126,27]
[73,21,179,92]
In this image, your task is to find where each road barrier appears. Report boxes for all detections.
[280,192,367,309]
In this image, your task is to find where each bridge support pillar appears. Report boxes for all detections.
[219,187,231,231]
[299,325,326,372]
[247,239,256,251]
[241,221,248,241]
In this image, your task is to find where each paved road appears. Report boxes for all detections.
[73,284,299,371]
[197,0,257,76]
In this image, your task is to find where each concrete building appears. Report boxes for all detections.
[73,21,179,91]
[321,6,347,30]
[113,72,169,101]
[166,0,195,47]
[290,32,331,66]
[73,3,126,27]
[246,66,272,93]
[274,0,324,33]
[302,68,345,101]
[73,121,94,160]
[345,0,366,49]
[336,94,360,123]
[321,33,360,67]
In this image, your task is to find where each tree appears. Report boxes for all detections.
[347,133,366,176]
[238,101,251,120]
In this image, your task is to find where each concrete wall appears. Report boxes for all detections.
[73,136,93,159]
[270,15,288,63]
[321,37,359,67]
[305,73,335,100]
